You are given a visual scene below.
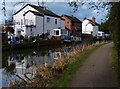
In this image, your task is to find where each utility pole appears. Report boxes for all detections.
[42,0,45,34]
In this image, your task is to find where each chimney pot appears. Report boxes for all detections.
[92,16,95,22]
[84,17,87,20]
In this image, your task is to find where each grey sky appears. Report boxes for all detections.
[0,1,109,24]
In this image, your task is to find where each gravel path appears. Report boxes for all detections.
[67,42,119,87]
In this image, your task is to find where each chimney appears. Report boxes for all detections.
[84,17,87,20]
[92,16,95,22]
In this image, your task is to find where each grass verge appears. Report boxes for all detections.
[112,46,120,83]
[52,42,107,87]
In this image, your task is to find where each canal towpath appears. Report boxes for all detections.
[67,42,119,87]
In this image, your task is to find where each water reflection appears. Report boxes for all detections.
[2,45,72,87]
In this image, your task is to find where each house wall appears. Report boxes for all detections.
[60,20,65,29]
[71,22,82,36]
[93,26,98,37]
[82,19,90,33]
[13,5,65,37]
[44,15,65,35]
[86,24,93,34]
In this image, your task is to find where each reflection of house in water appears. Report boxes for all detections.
[52,48,67,60]
[6,46,71,81]
[53,52,62,60]
[7,50,59,80]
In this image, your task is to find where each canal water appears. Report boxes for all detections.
[1,44,77,87]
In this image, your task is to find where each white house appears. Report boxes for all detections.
[82,17,99,37]
[13,4,65,37]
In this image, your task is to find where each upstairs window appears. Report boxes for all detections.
[55,19,58,24]
[47,17,50,23]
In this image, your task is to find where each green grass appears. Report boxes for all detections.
[52,42,107,87]
[112,46,120,83]
[112,47,118,70]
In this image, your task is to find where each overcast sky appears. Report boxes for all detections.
[0,1,109,24]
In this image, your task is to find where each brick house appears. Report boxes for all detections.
[61,15,82,36]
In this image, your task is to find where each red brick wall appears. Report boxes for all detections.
[61,16,82,36]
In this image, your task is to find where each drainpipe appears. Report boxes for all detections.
[43,15,44,34]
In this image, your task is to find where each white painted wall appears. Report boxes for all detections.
[82,20,90,33]
[82,19,99,37]
[13,4,65,37]
[86,24,93,34]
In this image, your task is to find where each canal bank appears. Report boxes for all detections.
[2,40,64,51]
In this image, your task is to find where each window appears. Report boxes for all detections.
[98,33,101,35]
[55,19,58,24]
[47,17,50,23]
[56,31,59,35]
[54,30,59,35]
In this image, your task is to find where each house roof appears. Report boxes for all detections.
[23,10,44,16]
[63,15,82,23]
[14,4,59,18]
[84,18,99,26]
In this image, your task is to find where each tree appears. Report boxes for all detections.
[67,1,112,14]
[107,2,120,80]
[99,20,110,33]
[108,2,120,50]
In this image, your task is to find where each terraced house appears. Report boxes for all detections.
[13,4,65,38]
[61,15,82,37]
